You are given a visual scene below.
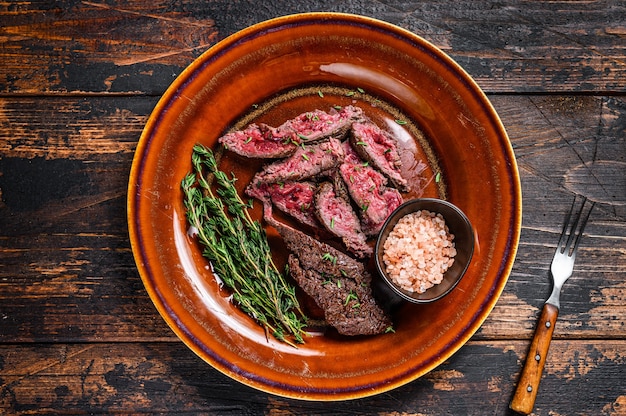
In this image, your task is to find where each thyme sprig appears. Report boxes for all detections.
[181,145,307,346]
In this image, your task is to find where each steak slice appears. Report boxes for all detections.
[269,217,369,286]
[218,123,298,159]
[246,181,319,228]
[250,138,344,186]
[288,255,392,336]
[361,187,404,235]
[349,121,409,191]
[315,181,372,258]
[277,105,365,143]
[218,106,365,159]
[339,141,403,235]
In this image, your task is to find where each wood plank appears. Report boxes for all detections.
[478,94,626,340]
[0,341,623,415]
[0,96,156,160]
[0,95,624,342]
[0,1,219,95]
[1,1,625,94]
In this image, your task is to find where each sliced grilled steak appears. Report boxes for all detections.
[349,121,409,191]
[218,123,298,159]
[288,255,391,336]
[246,181,319,228]
[361,187,403,235]
[278,105,365,143]
[315,181,372,258]
[339,141,403,235]
[250,138,344,186]
[218,106,364,159]
[269,217,369,285]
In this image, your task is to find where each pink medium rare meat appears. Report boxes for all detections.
[339,141,403,235]
[314,181,372,258]
[218,105,365,158]
[250,138,344,185]
[219,123,298,159]
[278,105,365,142]
[246,181,319,228]
[349,121,409,191]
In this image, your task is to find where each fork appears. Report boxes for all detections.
[510,196,595,415]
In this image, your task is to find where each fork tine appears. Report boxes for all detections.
[556,198,577,252]
[570,199,595,256]
[559,196,594,257]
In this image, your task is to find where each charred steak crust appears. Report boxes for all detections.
[269,218,370,286]
[349,121,409,191]
[288,255,391,336]
[272,219,391,335]
[314,181,372,258]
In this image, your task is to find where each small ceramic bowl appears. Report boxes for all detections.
[375,198,475,303]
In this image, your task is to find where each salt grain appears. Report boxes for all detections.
[382,210,456,294]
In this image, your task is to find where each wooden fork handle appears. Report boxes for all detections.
[510,303,559,415]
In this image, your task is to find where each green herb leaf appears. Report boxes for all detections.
[321,252,338,265]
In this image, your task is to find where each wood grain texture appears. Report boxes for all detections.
[1,1,625,94]
[1,1,625,414]
[0,341,623,415]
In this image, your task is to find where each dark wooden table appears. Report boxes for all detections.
[1,2,624,415]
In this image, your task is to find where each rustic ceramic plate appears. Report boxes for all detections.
[128,13,521,400]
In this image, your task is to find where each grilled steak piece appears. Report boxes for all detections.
[250,138,344,186]
[218,123,298,159]
[246,181,319,228]
[288,255,391,336]
[349,121,409,191]
[269,217,369,286]
[315,181,372,258]
[278,105,365,143]
[265,186,393,336]
[361,186,403,235]
[218,106,364,159]
[338,142,403,235]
